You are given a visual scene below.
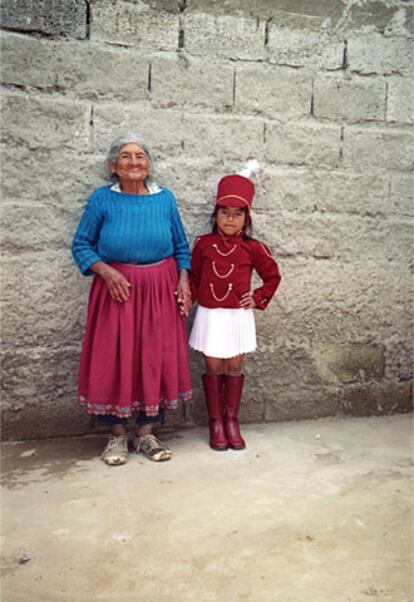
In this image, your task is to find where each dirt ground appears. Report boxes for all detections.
[1,414,412,602]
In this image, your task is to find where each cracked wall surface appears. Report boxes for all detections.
[1,0,413,439]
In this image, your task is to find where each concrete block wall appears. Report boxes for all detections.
[1,0,412,440]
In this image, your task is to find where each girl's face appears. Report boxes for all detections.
[216,205,246,236]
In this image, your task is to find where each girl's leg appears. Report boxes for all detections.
[223,354,244,375]
[223,355,246,450]
[205,356,225,375]
[203,356,228,451]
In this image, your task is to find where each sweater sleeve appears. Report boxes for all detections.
[71,190,104,276]
[251,241,282,310]
[170,193,191,271]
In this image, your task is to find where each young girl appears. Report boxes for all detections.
[189,165,281,451]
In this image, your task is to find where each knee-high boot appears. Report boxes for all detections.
[223,374,246,450]
[202,374,228,451]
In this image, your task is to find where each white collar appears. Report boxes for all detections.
[111,181,161,194]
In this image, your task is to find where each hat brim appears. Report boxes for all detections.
[216,197,250,210]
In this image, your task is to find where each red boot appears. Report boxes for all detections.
[202,374,228,451]
[223,374,246,450]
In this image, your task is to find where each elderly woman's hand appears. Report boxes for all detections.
[176,269,191,317]
[91,262,131,303]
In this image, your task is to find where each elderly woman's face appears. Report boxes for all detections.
[109,143,149,184]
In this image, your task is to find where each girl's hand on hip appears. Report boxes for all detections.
[102,266,131,303]
[240,292,257,309]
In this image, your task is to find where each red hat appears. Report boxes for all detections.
[215,174,255,211]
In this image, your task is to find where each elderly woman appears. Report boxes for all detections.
[72,133,192,465]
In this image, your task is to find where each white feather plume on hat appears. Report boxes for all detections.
[237,159,260,179]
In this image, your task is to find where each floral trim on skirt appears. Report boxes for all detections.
[78,257,192,418]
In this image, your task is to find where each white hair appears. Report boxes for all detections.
[105,132,156,183]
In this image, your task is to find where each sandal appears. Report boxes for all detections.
[133,434,172,462]
[101,435,129,466]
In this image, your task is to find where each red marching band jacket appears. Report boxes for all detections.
[190,232,281,310]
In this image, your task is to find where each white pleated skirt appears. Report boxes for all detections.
[189,305,256,358]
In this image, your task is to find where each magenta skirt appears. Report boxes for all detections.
[78,257,192,418]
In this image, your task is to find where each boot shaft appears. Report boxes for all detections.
[202,373,225,419]
[223,374,244,417]
[223,374,245,449]
[202,373,228,450]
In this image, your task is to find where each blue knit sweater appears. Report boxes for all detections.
[72,185,191,275]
